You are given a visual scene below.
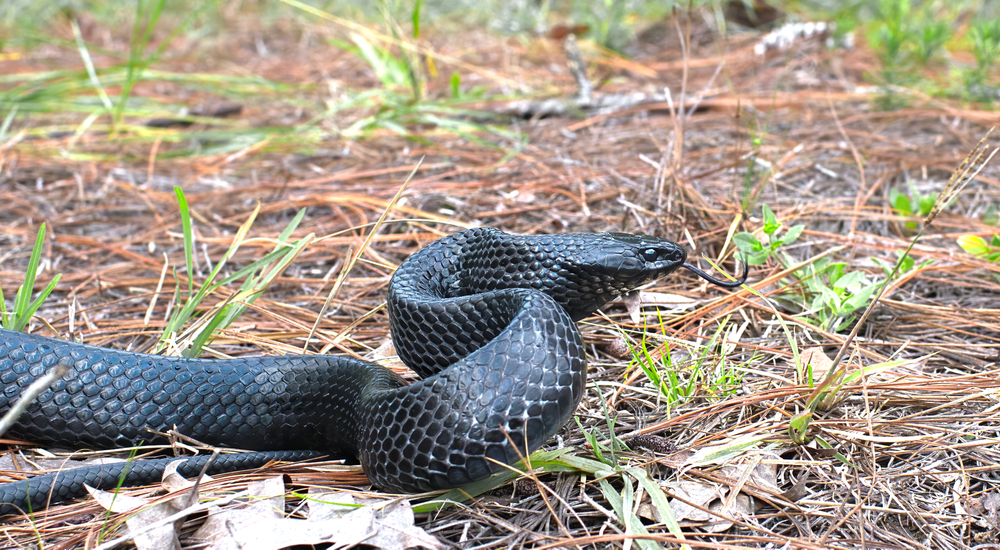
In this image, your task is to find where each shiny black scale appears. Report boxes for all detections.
[0,228,746,515]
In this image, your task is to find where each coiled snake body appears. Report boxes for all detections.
[0,228,745,515]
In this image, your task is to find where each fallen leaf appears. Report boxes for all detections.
[973,492,1000,529]
[192,479,444,550]
[720,456,780,496]
[86,480,192,550]
[363,499,444,550]
[85,485,148,515]
[637,479,750,534]
[306,489,365,521]
[622,291,697,324]
[798,347,834,382]
[161,458,213,493]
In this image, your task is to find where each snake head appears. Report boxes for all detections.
[555,231,747,319]
[598,232,687,283]
[540,232,689,320]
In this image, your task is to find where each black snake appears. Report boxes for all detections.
[0,228,746,516]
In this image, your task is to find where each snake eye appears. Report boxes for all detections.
[641,248,658,262]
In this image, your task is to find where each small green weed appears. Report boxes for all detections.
[914,20,950,64]
[0,223,62,332]
[863,0,963,108]
[983,204,999,226]
[570,0,635,53]
[957,233,1000,283]
[889,185,937,229]
[852,0,999,107]
[872,250,932,278]
[865,0,917,108]
[787,128,996,444]
[795,258,881,332]
[577,377,630,468]
[575,415,628,468]
[420,450,689,549]
[734,203,902,332]
[733,204,804,265]
[312,3,522,151]
[629,330,696,410]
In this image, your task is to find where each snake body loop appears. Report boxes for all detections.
[0,228,746,515]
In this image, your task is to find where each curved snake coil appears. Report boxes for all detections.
[0,228,746,516]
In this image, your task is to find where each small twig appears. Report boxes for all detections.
[183,449,220,509]
[563,34,592,103]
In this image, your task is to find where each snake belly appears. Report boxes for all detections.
[1,227,697,510]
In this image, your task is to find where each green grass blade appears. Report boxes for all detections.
[20,275,61,331]
[174,187,195,298]
[276,208,306,244]
[0,285,8,328]
[160,197,311,356]
[14,224,46,324]
[184,303,231,359]
[412,0,422,39]
[598,477,660,550]
[71,19,113,111]
[13,230,36,316]
[627,467,690,549]
[3,223,61,332]
[114,0,168,129]
[0,104,17,140]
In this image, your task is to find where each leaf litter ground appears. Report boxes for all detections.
[1,9,1000,550]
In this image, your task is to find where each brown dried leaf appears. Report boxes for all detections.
[971,492,1000,529]
[638,479,752,533]
[86,484,191,550]
[161,458,213,493]
[192,480,444,550]
[720,457,780,495]
[85,484,148,515]
[798,347,834,383]
[622,291,697,324]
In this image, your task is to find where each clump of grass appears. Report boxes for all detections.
[734,201,937,332]
[2,2,314,161]
[279,0,523,154]
[888,183,937,230]
[623,311,745,417]
[964,18,1000,102]
[0,223,61,333]
[733,204,803,266]
[157,187,314,357]
[863,0,955,109]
